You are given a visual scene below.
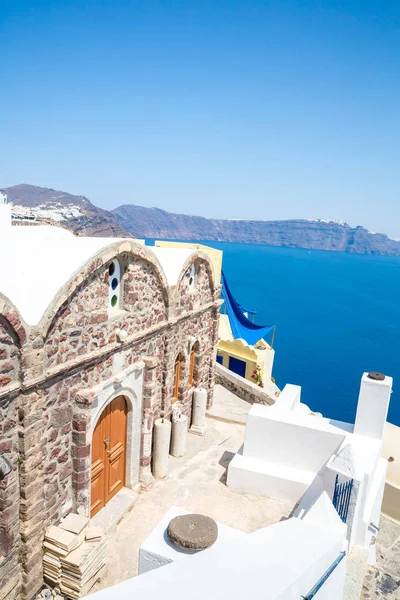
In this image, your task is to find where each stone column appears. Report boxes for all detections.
[189,388,207,435]
[207,307,221,409]
[160,336,173,418]
[139,358,158,489]
[170,413,188,457]
[71,394,93,517]
[152,418,171,478]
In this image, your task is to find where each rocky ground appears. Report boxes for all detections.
[34,587,64,600]
[361,515,400,599]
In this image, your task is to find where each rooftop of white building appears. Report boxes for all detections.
[0,204,198,326]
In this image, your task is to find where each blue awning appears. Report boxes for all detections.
[221,271,275,346]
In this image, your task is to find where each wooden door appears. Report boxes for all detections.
[90,407,108,517]
[90,396,127,517]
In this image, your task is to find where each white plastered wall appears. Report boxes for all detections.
[242,404,345,471]
[138,506,245,575]
[90,515,347,600]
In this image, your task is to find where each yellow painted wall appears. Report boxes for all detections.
[155,240,222,284]
[217,347,259,382]
[217,316,276,390]
[217,338,273,384]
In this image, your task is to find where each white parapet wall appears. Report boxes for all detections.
[228,371,393,564]
[227,403,346,502]
[274,384,301,411]
[138,506,245,575]
[243,404,345,471]
[90,512,348,600]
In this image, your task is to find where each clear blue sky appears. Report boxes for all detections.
[1,1,399,236]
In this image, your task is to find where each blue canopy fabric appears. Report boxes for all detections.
[221,271,275,346]
[237,302,257,316]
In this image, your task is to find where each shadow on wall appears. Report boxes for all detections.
[218,451,236,485]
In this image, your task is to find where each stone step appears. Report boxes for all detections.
[90,488,138,535]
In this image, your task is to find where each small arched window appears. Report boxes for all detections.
[108,259,121,315]
[173,355,181,404]
[185,263,197,292]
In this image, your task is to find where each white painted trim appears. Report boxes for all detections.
[108,258,122,315]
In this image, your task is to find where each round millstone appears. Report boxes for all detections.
[368,372,385,381]
[167,514,218,550]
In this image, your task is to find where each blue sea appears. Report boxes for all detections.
[148,240,400,426]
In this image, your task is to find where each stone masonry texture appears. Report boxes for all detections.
[0,243,220,600]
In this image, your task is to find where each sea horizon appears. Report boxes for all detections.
[147,238,400,427]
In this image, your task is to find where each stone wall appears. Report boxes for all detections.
[215,362,275,406]
[0,317,20,389]
[45,254,168,368]
[0,304,25,600]
[174,260,213,318]
[0,390,20,600]
[0,246,220,600]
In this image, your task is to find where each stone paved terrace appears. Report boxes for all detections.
[361,515,400,599]
[88,413,400,599]
[92,417,294,591]
[207,383,251,425]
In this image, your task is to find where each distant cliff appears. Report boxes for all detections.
[2,184,399,255]
[1,184,133,238]
[113,205,400,256]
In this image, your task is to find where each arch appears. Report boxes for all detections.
[0,293,27,346]
[90,395,128,516]
[0,295,26,391]
[41,241,171,339]
[90,386,141,491]
[174,251,216,303]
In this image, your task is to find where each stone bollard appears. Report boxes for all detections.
[171,413,188,457]
[153,418,172,478]
[189,388,207,436]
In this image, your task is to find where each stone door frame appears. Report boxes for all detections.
[72,361,144,517]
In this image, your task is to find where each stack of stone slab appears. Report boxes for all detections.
[43,514,106,599]
[60,538,107,599]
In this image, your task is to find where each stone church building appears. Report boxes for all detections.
[0,207,221,600]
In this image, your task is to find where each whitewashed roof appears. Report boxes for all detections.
[0,209,196,325]
[151,246,194,286]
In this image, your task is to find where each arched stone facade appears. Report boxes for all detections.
[0,244,221,600]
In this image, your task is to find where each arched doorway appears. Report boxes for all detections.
[90,396,127,517]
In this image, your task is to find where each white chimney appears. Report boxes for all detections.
[354,372,392,441]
